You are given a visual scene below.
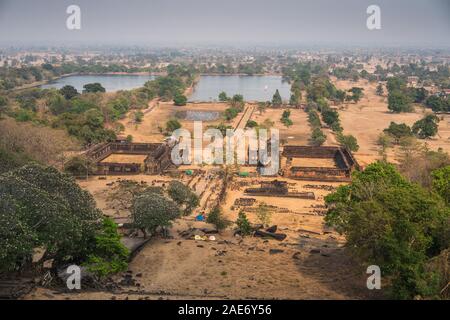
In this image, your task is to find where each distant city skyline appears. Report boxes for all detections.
[0,0,449,47]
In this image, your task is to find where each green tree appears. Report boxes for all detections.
[84,218,129,277]
[59,85,79,100]
[166,119,182,133]
[236,211,252,236]
[321,108,339,127]
[388,90,413,113]
[431,165,450,204]
[383,122,413,144]
[218,91,229,102]
[64,155,96,177]
[325,162,449,299]
[83,83,106,93]
[272,89,283,106]
[348,87,364,103]
[131,192,180,238]
[168,180,199,215]
[280,109,293,127]
[246,120,258,128]
[289,92,301,106]
[310,128,326,146]
[134,111,144,123]
[412,114,439,139]
[173,93,188,106]
[425,95,449,113]
[206,206,230,231]
[337,133,359,152]
[0,164,103,271]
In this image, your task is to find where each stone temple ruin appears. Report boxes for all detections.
[84,138,359,181]
[245,180,315,199]
[281,146,359,182]
[86,141,173,175]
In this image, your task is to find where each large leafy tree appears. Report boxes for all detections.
[131,192,180,237]
[432,165,450,205]
[388,90,413,113]
[383,122,412,144]
[83,82,106,93]
[0,164,103,272]
[168,180,199,215]
[325,162,450,299]
[59,85,79,100]
[412,114,439,139]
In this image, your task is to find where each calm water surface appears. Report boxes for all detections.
[40,74,156,92]
[189,75,291,102]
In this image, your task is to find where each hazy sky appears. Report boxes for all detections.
[0,0,449,47]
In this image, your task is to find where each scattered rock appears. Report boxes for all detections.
[310,249,321,254]
[292,252,301,260]
[269,249,284,254]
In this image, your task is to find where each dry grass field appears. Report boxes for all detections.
[332,78,450,166]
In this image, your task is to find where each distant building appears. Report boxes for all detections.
[407,76,419,87]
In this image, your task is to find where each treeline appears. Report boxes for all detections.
[305,76,359,151]
[386,76,449,113]
[375,63,450,89]
[198,61,265,76]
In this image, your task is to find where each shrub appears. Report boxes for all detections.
[173,94,187,106]
[256,202,272,226]
[337,133,359,152]
[236,211,252,236]
[206,206,230,231]
[84,218,129,277]
[310,128,326,146]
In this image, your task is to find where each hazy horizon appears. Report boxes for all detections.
[0,0,449,48]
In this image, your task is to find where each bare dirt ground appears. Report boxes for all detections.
[332,78,450,166]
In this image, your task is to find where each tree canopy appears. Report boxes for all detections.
[325,162,450,299]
